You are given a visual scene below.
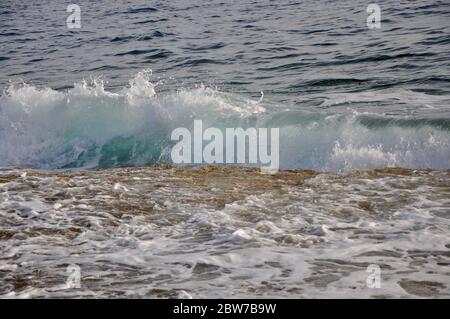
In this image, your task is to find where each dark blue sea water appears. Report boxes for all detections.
[1,0,450,170]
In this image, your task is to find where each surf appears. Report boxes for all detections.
[1,70,449,172]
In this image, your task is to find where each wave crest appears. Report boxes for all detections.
[0,71,449,171]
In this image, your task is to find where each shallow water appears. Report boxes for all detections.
[0,166,449,298]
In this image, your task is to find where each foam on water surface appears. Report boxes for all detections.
[0,166,448,298]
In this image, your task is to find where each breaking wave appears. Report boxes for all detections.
[1,70,449,171]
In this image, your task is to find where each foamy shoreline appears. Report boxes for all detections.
[1,165,449,298]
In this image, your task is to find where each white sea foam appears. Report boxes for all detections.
[0,167,448,298]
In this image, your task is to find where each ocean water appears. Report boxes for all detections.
[1,0,450,170]
[0,0,450,298]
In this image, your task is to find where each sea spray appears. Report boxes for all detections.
[1,71,450,171]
